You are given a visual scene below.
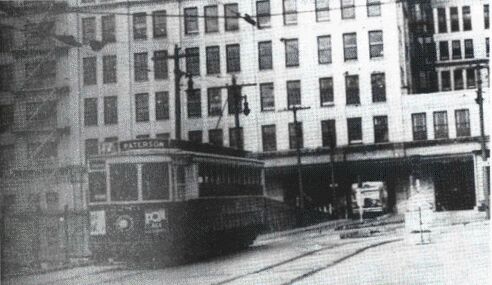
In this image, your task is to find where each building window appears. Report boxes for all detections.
[341,0,355,19]
[153,10,167,38]
[135,93,149,122]
[287,80,301,107]
[134,53,148,81]
[283,0,297,25]
[454,69,464,90]
[412,113,427,140]
[0,105,13,133]
[0,65,13,91]
[186,47,200,76]
[289,122,303,149]
[206,46,220,75]
[85,139,99,160]
[318,35,332,64]
[103,55,117,84]
[187,89,201,118]
[343,33,357,61]
[229,127,243,149]
[487,38,490,57]
[437,8,447,33]
[262,125,277,151]
[84,98,98,126]
[26,101,55,122]
[439,41,449,60]
[258,41,273,70]
[260,83,274,111]
[102,15,116,43]
[228,87,243,115]
[209,129,223,146]
[433,111,448,139]
[284,39,299,67]
[347,117,362,144]
[369,31,383,58]
[316,0,330,21]
[345,75,360,105]
[373,116,388,143]
[82,17,96,44]
[224,3,239,31]
[450,7,459,32]
[83,57,97,85]
[485,5,490,29]
[462,6,472,31]
[441,71,451,91]
[155,91,169,120]
[226,44,241,73]
[464,39,474,58]
[156,133,170,140]
[257,0,271,28]
[455,109,470,137]
[371,73,386,102]
[103,96,117,125]
[204,5,219,33]
[466,69,476,89]
[367,0,381,17]
[184,7,199,34]
[452,40,461,60]
[319,77,334,106]
[208,88,222,116]
[154,50,168,80]
[133,13,147,40]
[188,130,203,143]
[321,120,336,147]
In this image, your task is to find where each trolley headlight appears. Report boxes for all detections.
[115,215,134,233]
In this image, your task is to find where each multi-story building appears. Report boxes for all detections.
[1,0,489,222]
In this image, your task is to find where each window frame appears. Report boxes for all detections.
[343,33,358,61]
[226,44,241,73]
[204,5,219,33]
[260,83,275,111]
[283,0,298,25]
[101,14,116,43]
[341,0,355,19]
[286,80,301,108]
[186,47,200,76]
[209,129,224,146]
[373,115,389,143]
[258,41,273,70]
[433,111,449,139]
[103,96,118,125]
[450,7,459,32]
[368,30,384,58]
[464,39,474,59]
[257,0,271,28]
[134,52,149,82]
[155,91,170,120]
[133,13,147,40]
[441,70,451,91]
[284,38,299,67]
[455,109,471,137]
[315,0,330,22]
[412,113,427,141]
[102,55,117,84]
[82,17,96,44]
[207,87,222,117]
[462,6,472,31]
[83,57,97,86]
[371,73,386,103]
[153,10,167,38]
[154,50,168,80]
[288,122,303,149]
[184,7,199,35]
[206,46,220,75]
[451,40,462,60]
[319,77,334,106]
[367,0,381,17]
[439,41,449,61]
[437,8,447,33]
[345,75,360,105]
[466,68,476,89]
[187,89,202,118]
[321,119,336,147]
[224,3,240,31]
[262,124,277,151]
[454,69,464,90]
[318,35,332,64]
[135,93,150,122]
[347,117,362,144]
[84,98,98,126]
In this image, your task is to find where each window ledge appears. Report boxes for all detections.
[321,103,335,107]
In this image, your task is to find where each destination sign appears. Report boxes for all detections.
[119,139,171,151]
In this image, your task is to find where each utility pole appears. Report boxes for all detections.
[281,106,310,209]
[228,75,253,150]
[476,65,490,219]
[329,140,337,217]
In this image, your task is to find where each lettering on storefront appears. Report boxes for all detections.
[119,139,170,152]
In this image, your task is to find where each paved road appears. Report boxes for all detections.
[3,221,488,285]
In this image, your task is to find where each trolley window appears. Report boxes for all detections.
[89,172,106,202]
[110,163,138,201]
[142,162,170,200]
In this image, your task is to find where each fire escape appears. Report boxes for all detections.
[2,1,72,173]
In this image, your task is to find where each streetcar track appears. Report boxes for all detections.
[211,240,359,285]
[213,237,402,285]
[18,266,126,285]
[282,238,403,285]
